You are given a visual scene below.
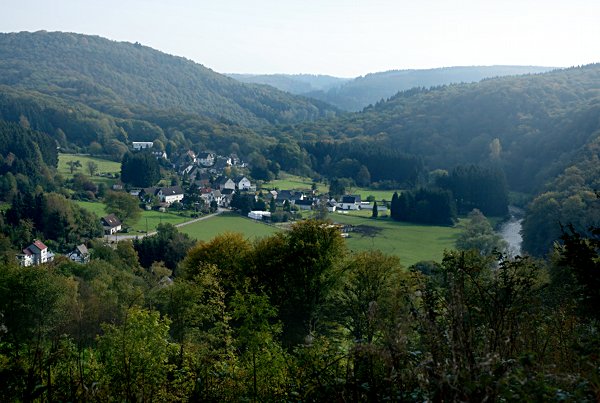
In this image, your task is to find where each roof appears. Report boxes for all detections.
[277,190,295,200]
[141,187,158,196]
[221,188,235,195]
[102,213,122,227]
[342,195,362,204]
[75,244,89,255]
[295,199,314,206]
[235,176,250,183]
[159,186,184,196]
[197,152,213,159]
[32,240,48,250]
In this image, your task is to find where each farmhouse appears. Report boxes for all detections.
[17,240,55,267]
[102,214,122,235]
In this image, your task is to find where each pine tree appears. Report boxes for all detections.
[372,201,378,218]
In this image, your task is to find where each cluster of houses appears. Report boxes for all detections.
[17,240,90,267]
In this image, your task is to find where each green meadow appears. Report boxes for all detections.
[330,212,462,267]
[58,154,121,186]
[179,213,280,241]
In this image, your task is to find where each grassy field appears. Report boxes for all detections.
[75,201,189,233]
[58,154,121,186]
[330,212,462,267]
[179,213,280,241]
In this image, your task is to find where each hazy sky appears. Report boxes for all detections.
[2,0,599,77]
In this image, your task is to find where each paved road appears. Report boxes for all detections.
[106,209,225,242]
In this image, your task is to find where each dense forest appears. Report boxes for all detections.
[0,31,339,128]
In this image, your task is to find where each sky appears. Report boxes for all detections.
[2,0,600,77]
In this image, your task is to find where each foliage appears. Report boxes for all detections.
[133,223,196,272]
[120,151,160,188]
[456,209,508,255]
[104,190,141,225]
[391,188,456,225]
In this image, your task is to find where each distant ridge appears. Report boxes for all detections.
[230,66,556,111]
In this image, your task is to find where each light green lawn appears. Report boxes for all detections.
[179,213,280,242]
[330,212,462,267]
[58,154,121,186]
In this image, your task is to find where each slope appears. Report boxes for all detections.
[0,31,338,128]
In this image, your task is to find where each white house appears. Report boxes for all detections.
[235,176,253,191]
[102,214,122,235]
[132,141,154,151]
[67,244,90,264]
[340,195,362,210]
[17,240,55,267]
[248,211,271,220]
[158,186,185,205]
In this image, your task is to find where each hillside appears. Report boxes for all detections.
[306,66,555,111]
[291,64,600,193]
[0,31,339,127]
[228,73,350,94]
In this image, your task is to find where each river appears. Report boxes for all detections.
[498,206,524,256]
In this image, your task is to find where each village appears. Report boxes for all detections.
[17,140,388,267]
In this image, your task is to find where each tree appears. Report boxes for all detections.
[104,191,141,225]
[98,307,175,401]
[372,201,378,218]
[121,152,161,187]
[456,209,507,255]
[269,198,276,213]
[86,161,98,176]
[66,159,82,174]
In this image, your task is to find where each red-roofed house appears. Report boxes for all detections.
[17,240,55,267]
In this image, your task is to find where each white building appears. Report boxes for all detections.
[158,186,185,205]
[17,240,55,267]
[248,211,271,220]
[132,141,154,150]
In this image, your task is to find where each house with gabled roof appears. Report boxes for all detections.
[67,244,90,264]
[235,176,254,191]
[17,240,55,267]
[102,214,122,235]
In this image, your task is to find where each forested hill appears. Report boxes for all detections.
[306,66,555,111]
[294,64,600,192]
[0,31,338,127]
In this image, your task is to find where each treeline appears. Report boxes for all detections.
[390,188,456,225]
[0,121,57,197]
[302,140,424,187]
[0,221,599,401]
